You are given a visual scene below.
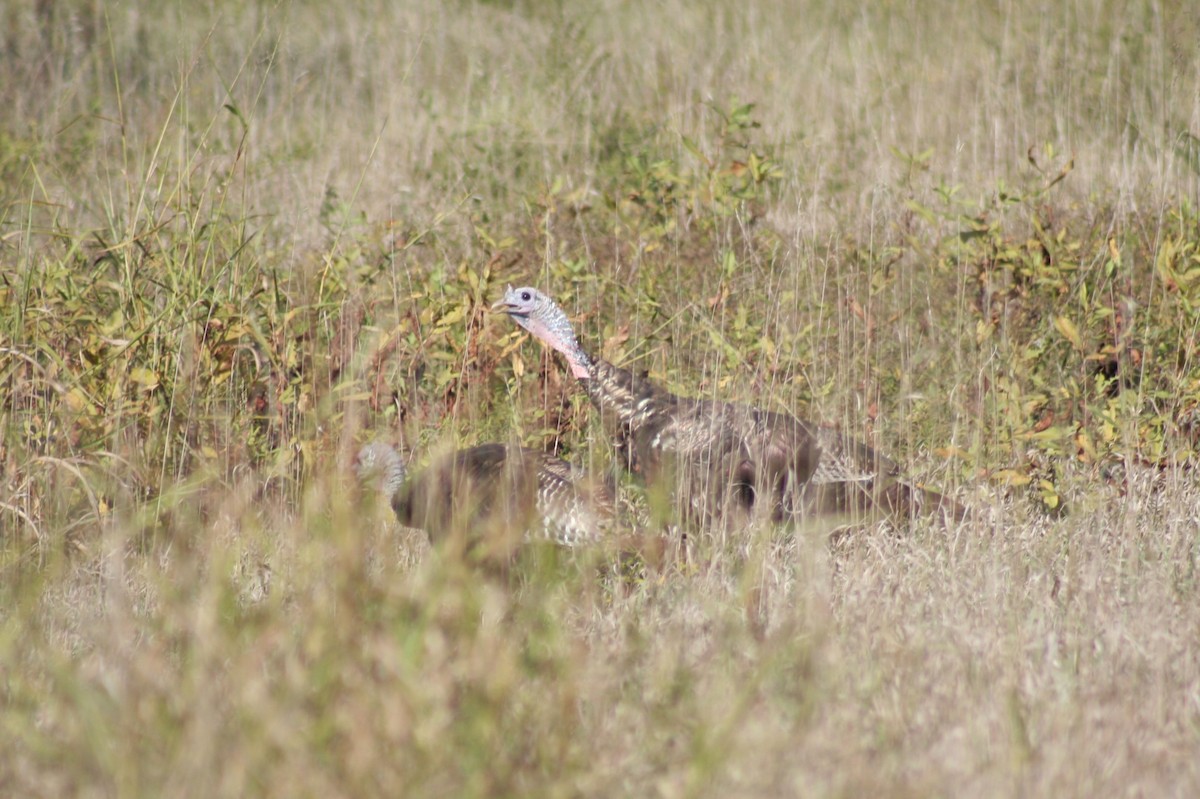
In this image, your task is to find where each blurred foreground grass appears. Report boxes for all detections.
[1,1,1199,796]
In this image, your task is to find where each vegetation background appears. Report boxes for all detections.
[2,0,1199,795]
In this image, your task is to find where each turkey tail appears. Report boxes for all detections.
[802,470,967,524]
[877,480,969,524]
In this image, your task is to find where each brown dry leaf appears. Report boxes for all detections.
[848,297,867,322]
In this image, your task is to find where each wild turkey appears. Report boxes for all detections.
[492,285,965,526]
[353,441,615,556]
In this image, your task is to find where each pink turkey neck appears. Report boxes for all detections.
[529,300,593,380]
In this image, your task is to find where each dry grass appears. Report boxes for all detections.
[2,0,1199,796]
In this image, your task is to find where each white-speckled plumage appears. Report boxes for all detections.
[355,441,613,548]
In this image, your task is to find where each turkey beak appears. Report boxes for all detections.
[491,293,525,316]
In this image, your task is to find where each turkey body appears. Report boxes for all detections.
[354,442,614,554]
[493,286,964,526]
[579,357,822,524]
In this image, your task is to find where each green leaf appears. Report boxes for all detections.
[129,367,160,389]
[904,199,938,225]
[1053,316,1083,350]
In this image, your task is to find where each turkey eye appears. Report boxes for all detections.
[521,292,531,301]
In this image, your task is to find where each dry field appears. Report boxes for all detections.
[2,1,1199,796]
